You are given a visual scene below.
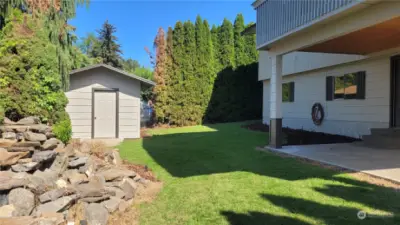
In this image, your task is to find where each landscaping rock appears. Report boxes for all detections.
[55,179,68,189]
[3,118,16,125]
[8,188,35,216]
[30,170,58,192]
[35,195,76,215]
[45,132,55,139]
[79,156,103,177]
[64,169,88,185]
[68,157,88,168]
[74,176,106,198]
[80,195,110,203]
[118,199,133,212]
[97,168,136,181]
[7,146,35,152]
[101,197,121,213]
[24,132,47,142]
[49,154,69,175]
[0,204,15,218]
[0,139,17,148]
[42,138,59,151]
[105,150,122,166]
[16,117,40,125]
[12,141,41,148]
[15,133,24,141]
[105,186,125,199]
[39,187,75,203]
[29,124,51,134]
[0,148,29,166]
[84,203,108,225]
[0,126,13,133]
[17,158,32,163]
[2,132,16,140]
[32,150,57,163]
[11,162,39,172]
[118,178,137,200]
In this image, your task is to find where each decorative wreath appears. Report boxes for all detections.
[311,103,324,126]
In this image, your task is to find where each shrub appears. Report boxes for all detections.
[0,105,4,124]
[53,113,72,144]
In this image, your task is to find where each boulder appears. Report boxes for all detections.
[79,156,104,178]
[64,169,88,185]
[79,195,110,203]
[8,188,35,216]
[42,138,59,151]
[0,139,17,148]
[12,141,41,148]
[0,126,13,133]
[15,133,24,141]
[84,203,108,225]
[35,195,76,215]
[2,132,16,140]
[45,132,55,139]
[105,186,125,199]
[0,205,15,218]
[74,176,106,198]
[24,132,47,142]
[101,197,122,213]
[68,157,88,168]
[17,158,32,164]
[39,187,76,203]
[29,170,58,193]
[29,124,51,134]
[0,148,29,166]
[105,150,122,166]
[16,117,40,125]
[49,154,69,176]
[7,146,35,152]
[11,162,39,172]
[96,168,136,181]
[118,199,133,212]
[3,118,16,125]
[32,151,57,163]
[118,178,137,200]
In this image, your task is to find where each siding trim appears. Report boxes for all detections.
[390,55,400,127]
[92,88,120,139]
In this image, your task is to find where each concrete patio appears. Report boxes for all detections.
[261,143,400,183]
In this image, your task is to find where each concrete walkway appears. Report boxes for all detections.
[262,143,400,183]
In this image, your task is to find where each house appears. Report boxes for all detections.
[251,0,400,148]
[65,64,155,139]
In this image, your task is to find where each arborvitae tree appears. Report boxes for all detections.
[233,14,246,66]
[164,27,174,121]
[201,19,215,117]
[210,25,221,73]
[244,22,258,64]
[94,20,123,68]
[218,18,235,69]
[153,28,168,123]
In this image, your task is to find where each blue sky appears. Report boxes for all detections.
[70,0,255,68]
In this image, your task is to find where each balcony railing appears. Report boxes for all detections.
[256,0,356,47]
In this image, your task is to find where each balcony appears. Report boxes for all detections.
[254,0,357,49]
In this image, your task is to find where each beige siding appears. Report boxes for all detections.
[263,55,391,138]
[66,67,141,139]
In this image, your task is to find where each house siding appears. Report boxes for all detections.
[262,56,390,138]
[66,67,141,139]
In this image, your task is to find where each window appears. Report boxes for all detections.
[282,82,295,102]
[326,71,366,101]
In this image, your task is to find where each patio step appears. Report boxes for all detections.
[370,128,400,137]
[362,134,400,149]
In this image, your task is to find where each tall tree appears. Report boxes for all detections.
[233,14,246,66]
[165,27,174,121]
[122,58,140,73]
[210,25,221,73]
[244,22,258,64]
[79,32,98,55]
[152,28,168,123]
[218,18,235,69]
[95,20,123,68]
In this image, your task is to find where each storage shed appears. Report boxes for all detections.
[65,64,155,139]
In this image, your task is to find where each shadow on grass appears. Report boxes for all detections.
[141,124,400,224]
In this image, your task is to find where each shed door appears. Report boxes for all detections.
[94,91,117,138]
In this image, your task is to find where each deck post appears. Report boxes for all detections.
[269,54,283,148]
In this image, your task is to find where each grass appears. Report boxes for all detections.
[119,122,400,225]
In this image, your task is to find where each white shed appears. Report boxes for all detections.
[65,64,155,139]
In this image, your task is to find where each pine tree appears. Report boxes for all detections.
[152,28,168,123]
[94,20,123,68]
[218,18,235,69]
[234,14,246,66]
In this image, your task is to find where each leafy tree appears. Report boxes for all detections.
[218,18,235,69]
[234,14,246,66]
[134,67,153,80]
[123,58,140,73]
[94,20,123,68]
[78,32,99,55]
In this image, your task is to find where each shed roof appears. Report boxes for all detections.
[70,64,155,86]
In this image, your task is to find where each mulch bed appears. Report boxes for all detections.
[123,161,158,182]
[243,122,360,145]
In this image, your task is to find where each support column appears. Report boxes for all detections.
[269,54,283,148]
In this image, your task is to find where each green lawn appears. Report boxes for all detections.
[119,122,400,225]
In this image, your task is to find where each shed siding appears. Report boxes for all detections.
[263,56,390,138]
[66,67,141,139]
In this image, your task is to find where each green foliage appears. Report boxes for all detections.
[123,58,140,73]
[92,20,123,68]
[134,67,153,80]
[0,105,4,123]
[155,14,260,126]
[0,9,68,122]
[53,115,72,143]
